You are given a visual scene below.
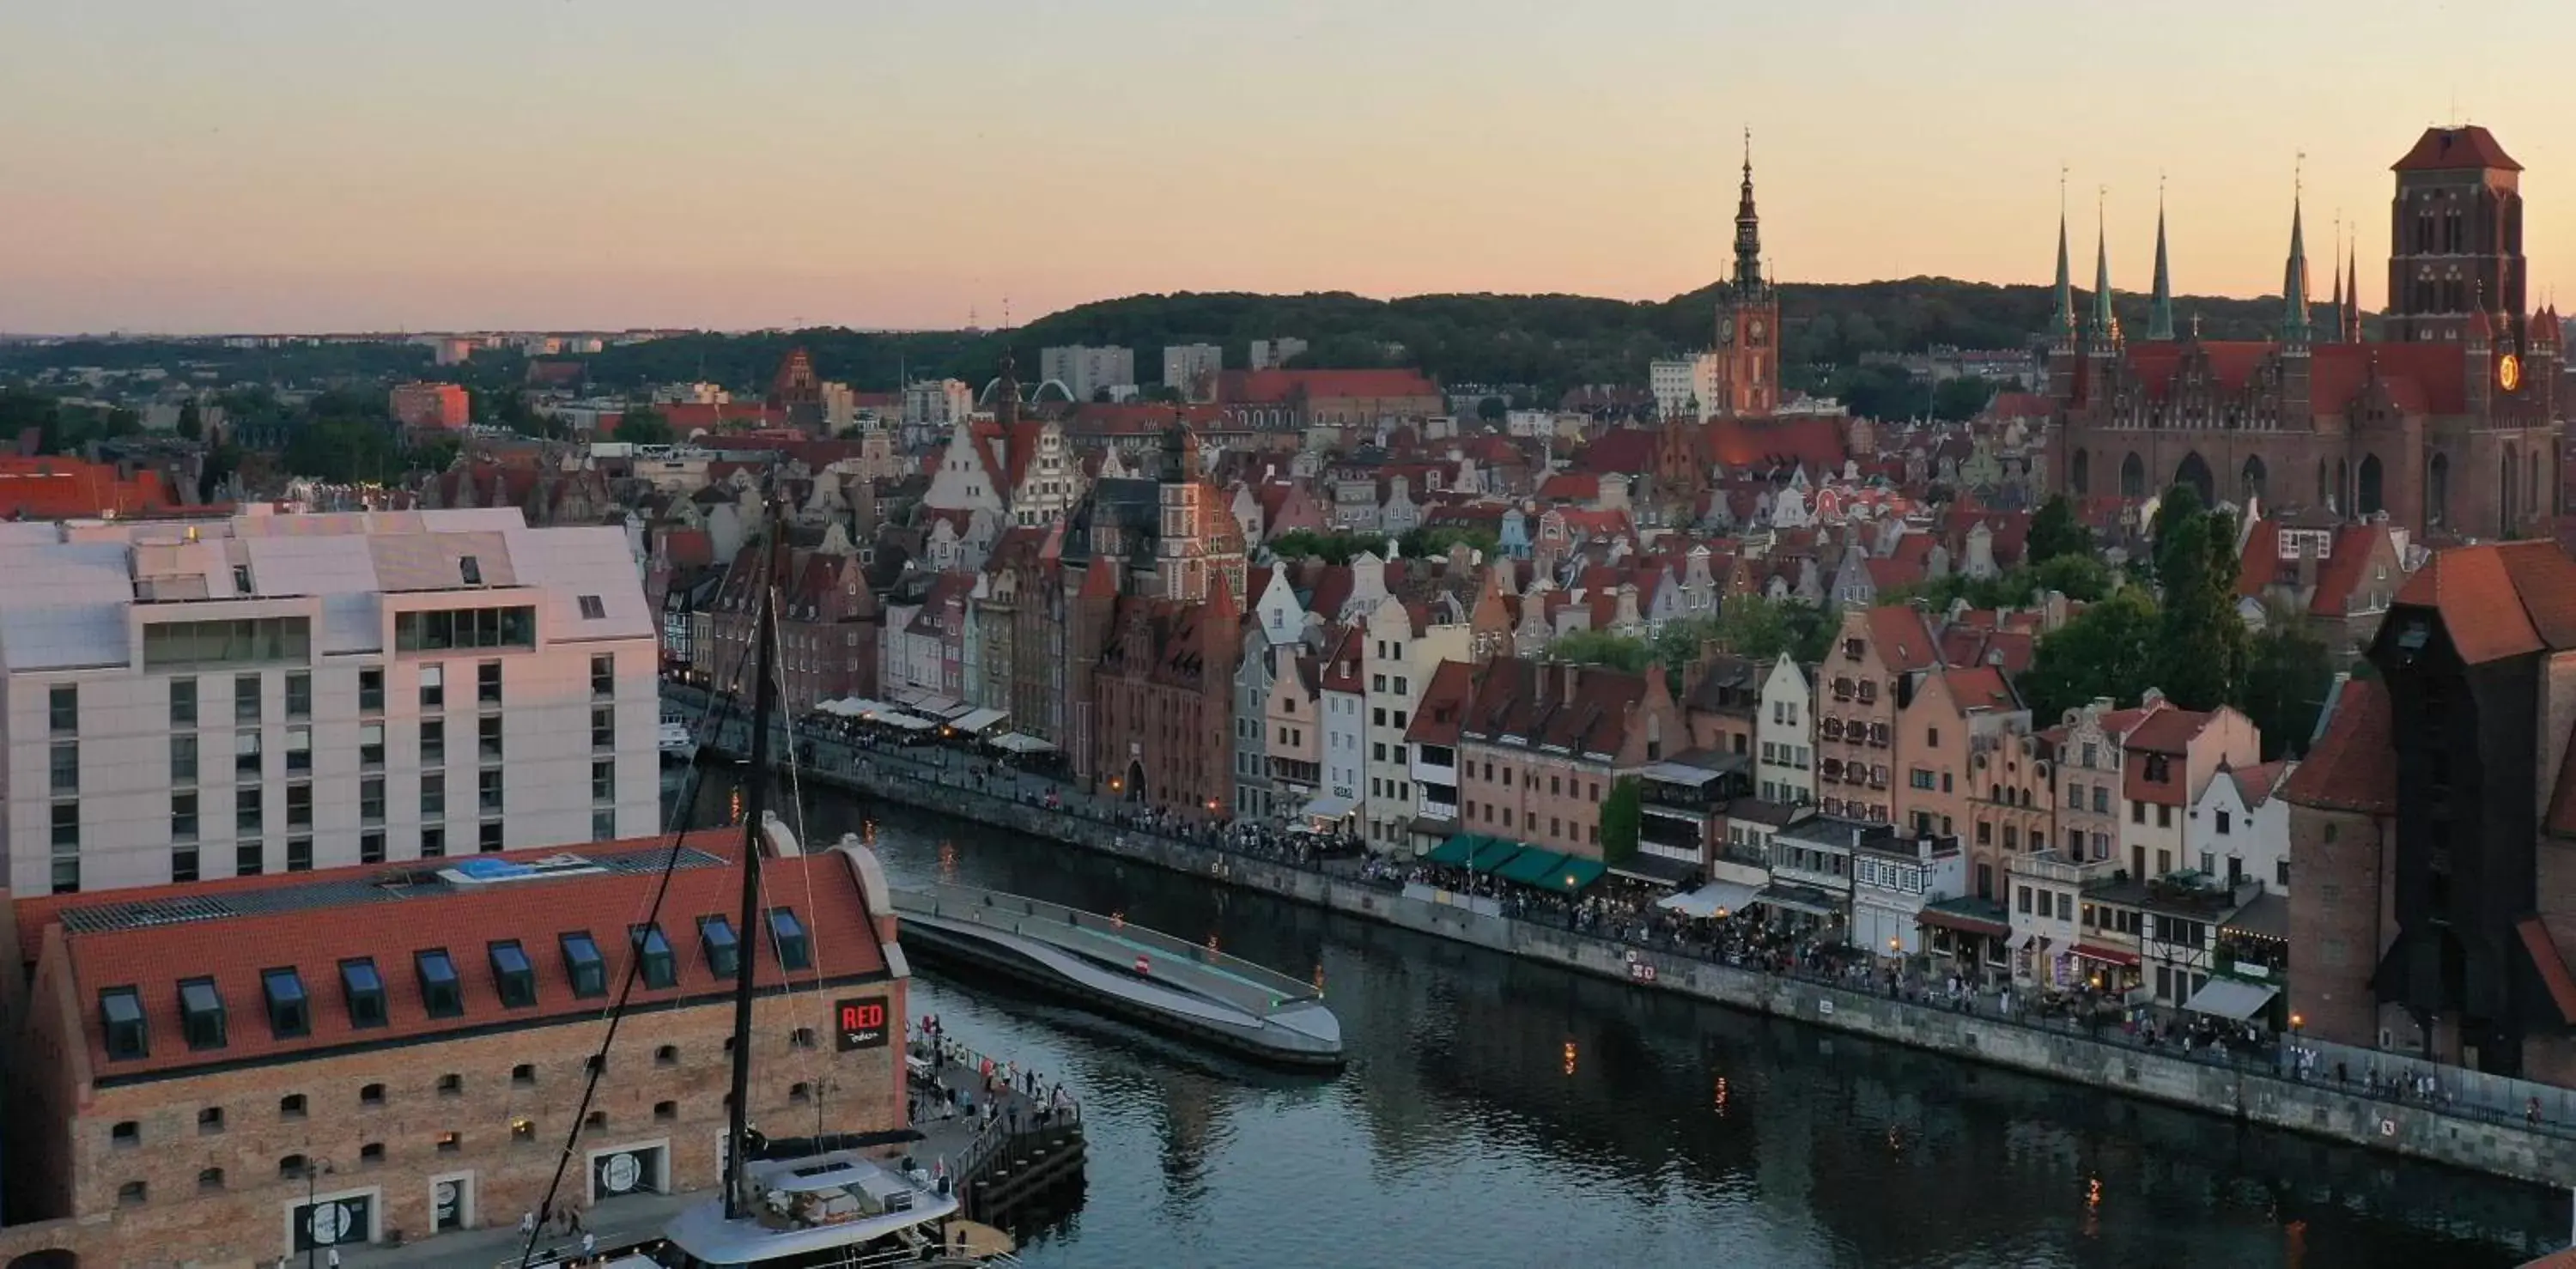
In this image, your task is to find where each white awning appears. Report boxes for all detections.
[870,712,938,732]
[815,697,867,717]
[1657,878,1760,920]
[2181,977,2281,1021]
[951,707,1009,734]
[1300,794,1354,822]
[987,732,1058,755]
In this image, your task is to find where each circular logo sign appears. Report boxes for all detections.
[602,1152,642,1193]
[309,1201,353,1245]
[434,1181,459,1218]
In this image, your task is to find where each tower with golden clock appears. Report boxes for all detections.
[1713,142,1780,418]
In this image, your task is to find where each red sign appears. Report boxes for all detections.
[835,996,890,1051]
[1133,955,1151,976]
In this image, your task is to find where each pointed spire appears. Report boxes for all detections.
[2049,167,2076,345]
[2345,246,2363,343]
[2329,216,2345,344]
[2281,157,2313,345]
[2147,175,2175,341]
[1732,127,1764,294]
[994,344,1022,426]
[2088,186,2119,346]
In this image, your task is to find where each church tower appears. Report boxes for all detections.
[1712,131,1780,417]
[2384,125,2525,343]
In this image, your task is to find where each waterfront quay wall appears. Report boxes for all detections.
[693,737,2576,1187]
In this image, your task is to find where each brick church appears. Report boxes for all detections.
[2049,125,2561,541]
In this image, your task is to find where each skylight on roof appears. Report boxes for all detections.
[261,968,308,1040]
[179,977,227,1051]
[101,987,147,1060]
[341,958,386,1029]
[417,949,462,1018]
[489,941,537,1009]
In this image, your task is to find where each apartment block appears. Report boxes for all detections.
[0,508,661,896]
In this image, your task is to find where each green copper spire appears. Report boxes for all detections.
[2088,193,2118,346]
[2280,191,2312,344]
[2147,183,2175,341]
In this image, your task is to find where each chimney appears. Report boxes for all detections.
[1563,663,1580,701]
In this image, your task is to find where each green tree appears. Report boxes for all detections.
[2025,495,2093,566]
[617,408,675,446]
[1477,396,1507,422]
[1266,529,1378,566]
[2149,489,2248,712]
[1713,595,1833,665]
[2148,483,2206,586]
[283,418,398,484]
[176,398,204,440]
[197,442,244,501]
[1600,776,1643,865]
[2017,586,2161,725]
[2032,553,2114,604]
[2243,617,2336,760]
[1397,524,1498,562]
[1929,375,1995,422]
[1546,630,1652,675]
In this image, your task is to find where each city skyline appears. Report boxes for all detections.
[3,0,2572,334]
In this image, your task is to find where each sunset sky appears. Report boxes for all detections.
[3,0,2570,335]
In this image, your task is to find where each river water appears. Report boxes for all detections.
[681,769,2567,1268]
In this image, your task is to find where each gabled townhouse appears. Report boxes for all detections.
[1633,750,1751,888]
[1815,605,1941,824]
[1679,649,1763,758]
[1362,595,1472,852]
[2185,759,2293,894]
[2235,515,2412,665]
[1404,660,1478,851]
[1263,644,1325,817]
[1234,622,1278,819]
[1897,665,2029,902]
[2009,695,2168,989]
[1315,628,1366,832]
[1454,657,1685,862]
[2118,703,2261,884]
[1754,654,1815,806]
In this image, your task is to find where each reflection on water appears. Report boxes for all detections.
[682,771,2564,1268]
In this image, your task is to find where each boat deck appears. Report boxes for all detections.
[893,883,1321,1020]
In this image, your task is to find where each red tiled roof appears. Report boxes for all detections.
[1941,666,2017,713]
[2279,678,2395,814]
[1405,660,1478,746]
[1571,428,1657,476]
[2126,707,2215,755]
[2391,124,2521,173]
[0,457,175,520]
[1460,656,1649,757]
[21,832,890,1079]
[1866,605,1940,673]
[1537,472,1601,501]
[2228,759,2291,808]
[2390,541,2576,664]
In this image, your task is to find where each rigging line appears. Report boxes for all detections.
[512,541,776,1269]
[765,614,835,1138]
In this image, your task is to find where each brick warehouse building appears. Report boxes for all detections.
[2050,125,2561,540]
[0,829,908,1267]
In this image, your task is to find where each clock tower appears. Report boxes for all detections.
[1713,136,1780,417]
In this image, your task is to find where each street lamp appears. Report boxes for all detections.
[301,1156,339,1267]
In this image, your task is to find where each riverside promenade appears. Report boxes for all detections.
[672,688,2576,1188]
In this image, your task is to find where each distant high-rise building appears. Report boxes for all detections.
[1041,345,1137,403]
[902,379,975,430]
[389,381,470,430]
[1163,343,1224,401]
[1249,337,1308,371]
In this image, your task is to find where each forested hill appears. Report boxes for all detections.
[1,277,2300,400]
[574,276,2293,397]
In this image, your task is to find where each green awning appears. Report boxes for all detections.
[1495,848,1568,887]
[1528,857,1609,895]
[1425,835,1482,866]
[1466,841,1526,873]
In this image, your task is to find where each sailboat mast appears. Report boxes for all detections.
[726,500,787,1222]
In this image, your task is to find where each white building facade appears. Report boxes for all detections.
[1163,343,1224,401]
[1039,345,1137,403]
[1755,653,1814,805]
[0,508,661,896]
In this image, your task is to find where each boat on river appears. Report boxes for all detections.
[890,881,1344,1068]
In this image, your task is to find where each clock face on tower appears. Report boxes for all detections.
[1748,319,1766,345]
[2499,353,2523,392]
[1720,317,1735,344]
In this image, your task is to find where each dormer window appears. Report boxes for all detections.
[416,949,463,1018]
[633,923,676,989]
[459,555,483,586]
[768,908,811,970]
[179,977,228,1051]
[489,941,537,1009]
[101,987,148,1060]
[700,915,739,979]
[261,968,309,1040]
[561,932,606,999]
[340,957,386,1029]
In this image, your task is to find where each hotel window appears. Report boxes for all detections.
[419,664,445,708]
[358,666,384,713]
[360,831,386,865]
[234,674,260,724]
[287,782,313,829]
[361,777,386,826]
[359,723,386,769]
[479,715,503,762]
[480,820,504,853]
[592,707,615,752]
[592,808,617,841]
[170,677,197,726]
[591,653,615,699]
[421,719,445,764]
[286,837,313,872]
[172,792,199,841]
[173,844,198,883]
[49,683,76,735]
[285,672,312,720]
[172,733,198,783]
[421,771,446,819]
[592,759,615,805]
[237,785,262,834]
[50,741,78,793]
[286,726,312,773]
[479,768,503,814]
[421,825,446,859]
[477,660,502,705]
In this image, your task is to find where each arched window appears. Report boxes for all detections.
[2239,456,2267,506]
[2070,450,2090,495]
[2175,452,2214,505]
[2119,452,2146,499]
[2358,454,2385,517]
[2427,452,2450,526]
